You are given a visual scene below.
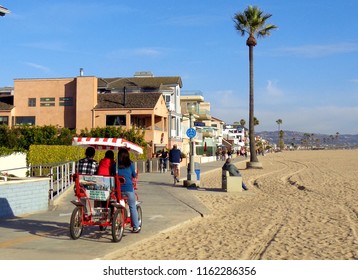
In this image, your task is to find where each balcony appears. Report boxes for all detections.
[202,131,214,137]
[196,109,211,120]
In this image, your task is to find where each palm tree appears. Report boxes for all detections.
[276,119,282,131]
[240,119,246,127]
[335,132,340,147]
[234,6,277,168]
[279,130,285,150]
[276,119,282,149]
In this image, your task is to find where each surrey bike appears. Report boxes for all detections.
[69,137,143,242]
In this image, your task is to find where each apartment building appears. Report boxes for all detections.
[0,72,184,155]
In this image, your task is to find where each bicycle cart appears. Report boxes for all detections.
[70,137,143,242]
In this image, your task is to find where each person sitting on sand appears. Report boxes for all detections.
[222,158,248,191]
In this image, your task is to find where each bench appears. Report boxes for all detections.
[221,170,242,192]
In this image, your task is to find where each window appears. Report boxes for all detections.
[164,95,171,103]
[28,98,36,107]
[106,115,126,126]
[15,116,35,125]
[40,97,55,107]
[59,97,73,106]
[0,116,9,125]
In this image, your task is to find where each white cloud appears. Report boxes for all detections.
[133,48,162,57]
[278,43,358,58]
[107,47,167,59]
[24,62,50,73]
[209,89,248,121]
[21,41,68,52]
[256,106,358,134]
[265,80,283,97]
[211,98,358,134]
[161,15,223,27]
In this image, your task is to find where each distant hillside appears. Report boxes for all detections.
[256,130,358,148]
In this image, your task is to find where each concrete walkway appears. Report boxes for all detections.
[0,156,247,260]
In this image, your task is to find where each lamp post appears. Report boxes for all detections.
[184,102,197,187]
[0,6,10,16]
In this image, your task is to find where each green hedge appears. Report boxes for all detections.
[28,145,145,166]
[1,125,147,165]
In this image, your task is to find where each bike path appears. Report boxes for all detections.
[0,156,247,260]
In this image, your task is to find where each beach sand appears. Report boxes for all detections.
[105,150,358,260]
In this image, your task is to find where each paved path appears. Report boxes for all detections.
[0,157,247,260]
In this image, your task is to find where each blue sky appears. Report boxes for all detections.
[1,0,358,134]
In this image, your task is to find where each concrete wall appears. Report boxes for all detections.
[0,177,50,218]
[0,152,28,177]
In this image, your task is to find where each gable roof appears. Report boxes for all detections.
[211,116,225,123]
[95,92,163,109]
[98,76,182,89]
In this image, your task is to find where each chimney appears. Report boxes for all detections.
[79,68,84,76]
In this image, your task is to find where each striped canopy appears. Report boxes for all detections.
[72,137,143,154]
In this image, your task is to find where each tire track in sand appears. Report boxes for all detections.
[241,158,309,259]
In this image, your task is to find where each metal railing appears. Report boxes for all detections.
[2,157,183,202]
[30,161,76,201]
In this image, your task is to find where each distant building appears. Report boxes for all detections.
[222,124,248,151]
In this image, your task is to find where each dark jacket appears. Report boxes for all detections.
[169,148,182,163]
[222,162,241,177]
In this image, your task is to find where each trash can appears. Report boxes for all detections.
[194,162,200,180]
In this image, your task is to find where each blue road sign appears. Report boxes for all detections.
[186,128,196,138]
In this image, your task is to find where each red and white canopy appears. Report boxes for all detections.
[72,137,143,154]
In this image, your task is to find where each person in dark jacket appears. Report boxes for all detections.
[169,144,182,182]
[222,158,248,191]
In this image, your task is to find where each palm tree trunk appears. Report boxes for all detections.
[248,44,258,163]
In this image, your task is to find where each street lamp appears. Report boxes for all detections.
[184,102,197,187]
[0,6,10,16]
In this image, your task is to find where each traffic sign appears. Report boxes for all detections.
[186,128,196,138]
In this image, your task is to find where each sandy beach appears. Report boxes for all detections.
[104,150,358,260]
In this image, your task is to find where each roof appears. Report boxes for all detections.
[95,92,163,109]
[211,116,225,123]
[0,101,13,111]
[97,76,183,89]
[72,137,143,154]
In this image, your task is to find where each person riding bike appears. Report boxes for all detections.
[169,144,182,183]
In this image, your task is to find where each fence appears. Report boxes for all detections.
[1,157,189,204]
[29,161,76,201]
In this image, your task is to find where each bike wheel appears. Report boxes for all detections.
[70,207,83,240]
[112,209,124,242]
[136,205,143,231]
